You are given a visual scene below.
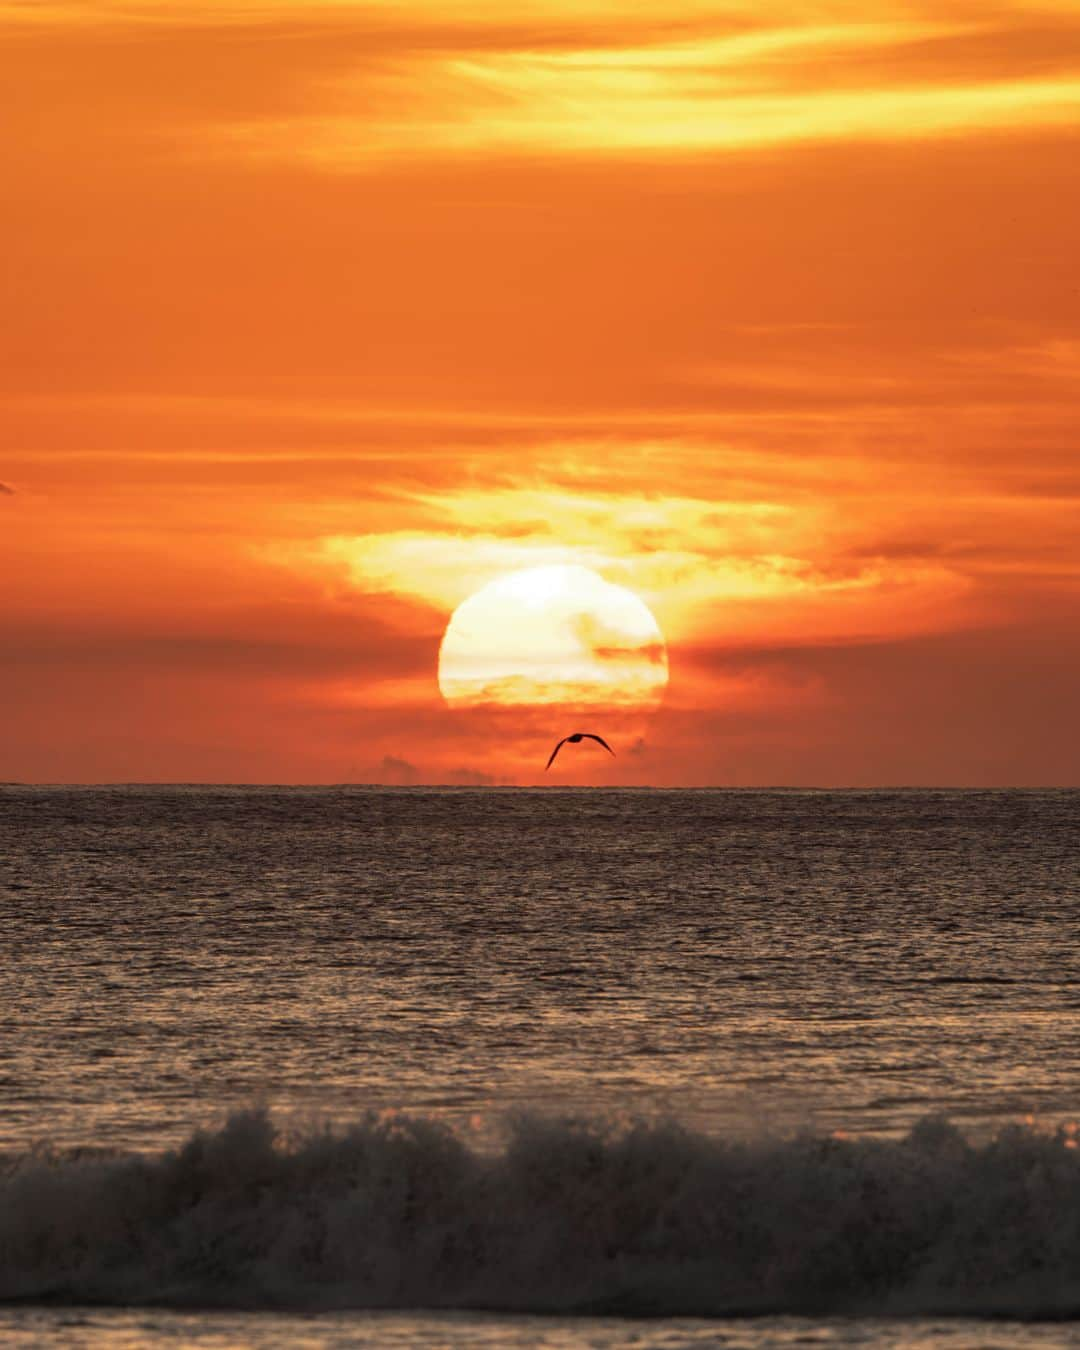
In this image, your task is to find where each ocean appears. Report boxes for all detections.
[1,786,1079,1347]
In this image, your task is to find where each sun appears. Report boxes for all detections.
[438,564,668,709]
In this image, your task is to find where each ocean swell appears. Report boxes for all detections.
[2,1110,1079,1318]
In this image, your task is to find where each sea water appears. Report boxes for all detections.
[1,787,1078,1346]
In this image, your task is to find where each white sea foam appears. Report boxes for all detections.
[2,1110,1079,1318]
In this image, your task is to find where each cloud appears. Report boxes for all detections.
[203,16,1080,167]
[318,486,976,657]
[9,3,1080,176]
[378,753,417,784]
[444,767,514,786]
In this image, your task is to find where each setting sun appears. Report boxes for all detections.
[437,564,668,710]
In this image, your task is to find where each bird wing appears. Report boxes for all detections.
[583,733,615,756]
[545,737,570,771]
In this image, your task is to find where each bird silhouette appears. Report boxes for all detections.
[545,732,616,771]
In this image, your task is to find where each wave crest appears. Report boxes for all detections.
[2,1110,1080,1317]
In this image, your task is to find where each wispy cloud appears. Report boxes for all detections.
[7,3,1079,165]
[210,14,1080,164]
[313,483,977,668]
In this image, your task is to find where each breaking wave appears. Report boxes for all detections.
[2,1110,1080,1318]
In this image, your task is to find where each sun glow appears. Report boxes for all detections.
[437,564,668,710]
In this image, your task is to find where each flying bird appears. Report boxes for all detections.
[545,732,616,771]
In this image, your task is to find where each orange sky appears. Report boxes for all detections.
[3,0,1079,785]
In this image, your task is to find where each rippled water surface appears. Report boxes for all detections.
[3,787,1078,1151]
[2,788,1080,1333]
[3,1309,1080,1349]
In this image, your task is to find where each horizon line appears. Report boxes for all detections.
[2,782,1077,792]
